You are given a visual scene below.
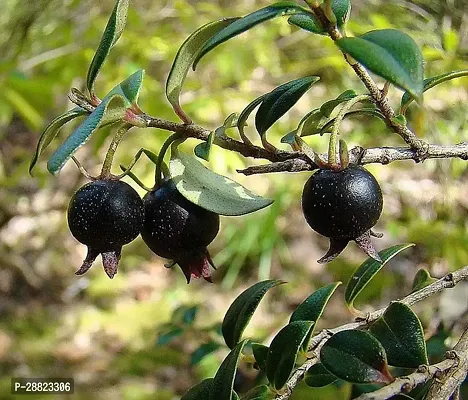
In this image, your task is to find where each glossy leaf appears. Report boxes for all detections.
[105,69,145,105]
[222,280,285,349]
[47,94,127,175]
[266,321,314,389]
[290,282,341,350]
[304,363,338,387]
[241,385,273,400]
[345,244,414,309]
[156,326,184,345]
[169,151,274,216]
[87,0,129,94]
[212,340,247,400]
[370,302,428,368]
[320,330,393,384]
[337,29,424,99]
[252,343,269,372]
[193,2,307,69]
[166,18,238,122]
[255,76,320,136]
[29,107,88,174]
[320,90,357,117]
[190,342,222,365]
[401,69,468,111]
[288,13,322,34]
[412,268,436,293]
[181,378,214,400]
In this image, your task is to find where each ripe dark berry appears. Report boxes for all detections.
[141,180,219,283]
[301,166,383,263]
[68,179,144,278]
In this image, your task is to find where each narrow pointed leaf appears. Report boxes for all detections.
[87,0,129,94]
[222,280,285,349]
[181,378,214,400]
[105,69,145,105]
[212,340,248,400]
[337,29,424,99]
[320,330,393,384]
[29,107,87,174]
[241,385,273,400]
[320,90,357,117]
[401,69,468,110]
[297,109,328,137]
[193,2,307,69]
[370,302,428,368]
[156,326,184,345]
[166,18,239,118]
[195,130,216,161]
[255,76,320,136]
[345,244,414,309]
[290,282,341,350]
[411,268,436,293]
[47,94,126,175]
[252,343,269,372]
[280,130,298,146]
[169,151,274,216]
[304,363,338,387]
[172,304,198,325]
[266,320,314,389]
[190,342,222,365]
[237,94,268,141]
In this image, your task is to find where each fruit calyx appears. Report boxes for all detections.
[141,179,219,283]
[301,166,383,263]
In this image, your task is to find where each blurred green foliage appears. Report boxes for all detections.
[0,0,467,399]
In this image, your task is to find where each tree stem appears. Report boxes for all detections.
[100,123,131,179]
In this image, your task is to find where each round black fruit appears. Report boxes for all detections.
[68,179,144,278]
[301,166,383,263]
[141,179,219,283]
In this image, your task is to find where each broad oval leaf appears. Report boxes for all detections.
[190,342,222,365]
[337,29,424,100]
[255,76,320,136]
[345,244,414,309]
[181,378,214,400]
[370,302,428,368]
[87,0,129,94]
[193,2,307,69]
[320,330,393,384]
[166,18,239,122]
[304,363,338,387]
[411,268,436,293]
[290,282,341,350]
[47,94,127,175]
[169,151,274,216]
[222,280,285,349]
[212,340,247,400]
[401,69,468,111]
[252,343,269,372]
[241,385,273,400]
[320,89,357,117]
[29,107,88,174]
[266,320,314,389]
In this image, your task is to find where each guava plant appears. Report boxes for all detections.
[29,0,468,399]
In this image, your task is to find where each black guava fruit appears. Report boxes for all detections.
[301,166,383,263]
[68,179,144,278]
[141,180,220,283]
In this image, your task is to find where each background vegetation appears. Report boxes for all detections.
[0,0,467,398]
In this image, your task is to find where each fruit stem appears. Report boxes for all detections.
[154,132,184,189]
[327,94,371,167]
[100,123,132,179]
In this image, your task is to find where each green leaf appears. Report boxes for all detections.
[29,107,88,175]
[266,321,314,389]
[370,302,428,368]
[169,150,274,216]
[222,280,285,349]
[193,2,307,69]
[255,76,320,136]
[181,378,214,400]
[47,94,127,175]
[412,268,436,293]
[105,69,145,105]
[212,340,247,400]
[172,305,199,325]
[241,385,273,400]
[296,109,328,136]
[252,343,269,372]
[87,0,129,94]
[344,244,415,310]
[156,326,184,345]
[304,363,338,387]
[320,330,393,384]
[320,90,357,117]
[280,130,298,146]
[317,108,386,136]
[237,94,268,142]
[401,69,468,111]
[190,342,222,365]
[290,282,341,350]
[166,18,238,121]
[336,29,424,99]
